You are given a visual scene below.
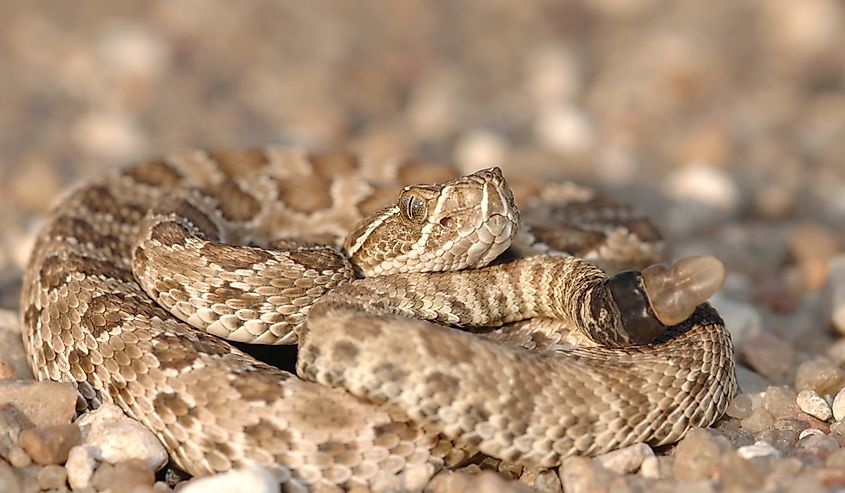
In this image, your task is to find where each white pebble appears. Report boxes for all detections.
[799,428,827,440]
[593,442,654,474]
[534,104,594,155]
[833,387,845,421]
[737,441,781,460]
[65,445,97,491]
[797,389,833,421]
[453,129,508,170]
[75,403,167,470]
[179,467,281,493]
[662,163,740,211]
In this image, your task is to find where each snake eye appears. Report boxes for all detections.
[398,191,427,223]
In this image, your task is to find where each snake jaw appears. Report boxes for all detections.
[641,255,726,327]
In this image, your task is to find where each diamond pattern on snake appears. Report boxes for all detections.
[20,147,736,491]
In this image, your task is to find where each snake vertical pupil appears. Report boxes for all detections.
[606,270,666,344]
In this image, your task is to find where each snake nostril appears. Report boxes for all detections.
[439,216,454,228]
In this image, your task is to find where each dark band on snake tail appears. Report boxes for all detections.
[604,270,667,344]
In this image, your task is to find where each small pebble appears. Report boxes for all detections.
[671,427,731,480]
[534,105,595,156]
[832,387,845,421]
[92,459,155,492]
[797,430,839,452]
[763,386,800,418]
[76,403,168,470]
[453,129,508,170]
[559,457,619,493]
[0,462,20,493]
[737,441,781,459]
[794,358,845,396]
[741,333,795,381]
[639,456,674,480]
[593,442,654,474]
[65,445,97,491]
[518,467,561,492]
[37,464,68,490]
[179,467,282,493]
[741,407,775,433]
[0,380,77,427]
[826,447,845,467]
[7,445,32,468]
[726,393,754,419]
[718,453,764,491]
[797,389,833,421]
[19,423,82,465]
[799,428,827,440]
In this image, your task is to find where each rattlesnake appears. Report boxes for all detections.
[19,147,736,491]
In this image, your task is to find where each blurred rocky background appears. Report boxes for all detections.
[1,1,845,492]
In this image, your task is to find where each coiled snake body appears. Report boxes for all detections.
[20,148,736,491]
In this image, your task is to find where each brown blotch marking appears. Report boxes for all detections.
[344,314,385,340]
[171,198,220,241]
[425,371,460,394]
[230,366,286,403]
[531,224,607,257]
[40,254,134,292]
[150,221,191,247]
[77,185,120,215]
[331,340,359,363]
[243,419,292,451]
[153,392,191,416]
[77,185,145,224]
[208,181,262,222]
[200,242,272,272]
[287,249,348,272]
[189,335,230,357]
[396,160,460,186]
[467,403,491,421]
[275,175,333,214]
[373,362,409,384]
[152,333,200,372]
[208,148,270,177]
[83,292,168,338]
[124,159,184,189]
[48,216,121,253]
[307,151,359,178]
[621,218,661,243]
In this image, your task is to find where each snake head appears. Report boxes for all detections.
[608,255,725,343]
[345,167,520,276]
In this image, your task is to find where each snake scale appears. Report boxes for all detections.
[19,147,736,491]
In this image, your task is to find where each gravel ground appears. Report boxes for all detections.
[1,1,845,492]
